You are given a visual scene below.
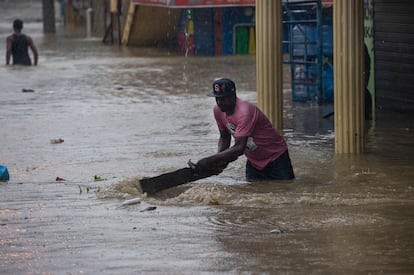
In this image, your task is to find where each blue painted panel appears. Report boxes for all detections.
[222,7,255,55]
[193,8,215,55]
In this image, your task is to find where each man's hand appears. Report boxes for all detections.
[195,157,228,176]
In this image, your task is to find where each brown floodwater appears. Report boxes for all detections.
[1,1,413,274]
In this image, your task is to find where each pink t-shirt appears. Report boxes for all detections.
[213,98,288,170]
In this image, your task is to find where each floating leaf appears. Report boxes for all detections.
[94,175,107,182]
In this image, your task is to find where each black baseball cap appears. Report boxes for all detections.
[207,78,236,97]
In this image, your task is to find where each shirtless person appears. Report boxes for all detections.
[6,19,38,66]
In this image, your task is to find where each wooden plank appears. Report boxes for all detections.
[122,1,136,45]
[139,167,217,195]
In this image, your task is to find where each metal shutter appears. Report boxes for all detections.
[374,0,414,112]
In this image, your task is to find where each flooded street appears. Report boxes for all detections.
[1,1,413,274]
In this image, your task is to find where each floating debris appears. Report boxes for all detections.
[0,165,10,181]
[21,88,34,93]
[56,177,66,181]
[79,185,100,194]
[94,175,107,182]
[121,197,141,206]
[50,138,64,144]
[140,206,157,212]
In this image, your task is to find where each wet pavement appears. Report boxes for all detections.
[1,1,414,274]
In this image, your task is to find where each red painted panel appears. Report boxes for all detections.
[174,0,255,6]
[132,0,255,7]
[131,0,333,8]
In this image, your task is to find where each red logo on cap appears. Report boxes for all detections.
[214,84,221,93]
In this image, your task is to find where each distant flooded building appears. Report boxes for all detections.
[118,0,335,103]
[84,0,413,112]
[123,0,258,55]
[121,0,333,56]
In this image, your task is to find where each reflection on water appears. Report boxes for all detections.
[0,1,413,274]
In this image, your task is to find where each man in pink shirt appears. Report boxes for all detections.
[196,78,294,181]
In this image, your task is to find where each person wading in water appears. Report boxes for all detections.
[6,19,38,66]
[196,78,295,181]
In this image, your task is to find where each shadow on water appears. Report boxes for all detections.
[0,1,413,274]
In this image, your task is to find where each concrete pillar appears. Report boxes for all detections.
[86,8,93,38]
[256,0,283,130]
[334,0,365,153]
[42,0,56,33]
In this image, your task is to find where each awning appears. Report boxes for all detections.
[132,0,333,8]
[131,0,255,8]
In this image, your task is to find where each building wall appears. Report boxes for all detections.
[128,5,181,47]
[185,7,256,55]
[222,7,256,55]
[374,0,414,113]
[91,0,130,38]
[193,8,215,55]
